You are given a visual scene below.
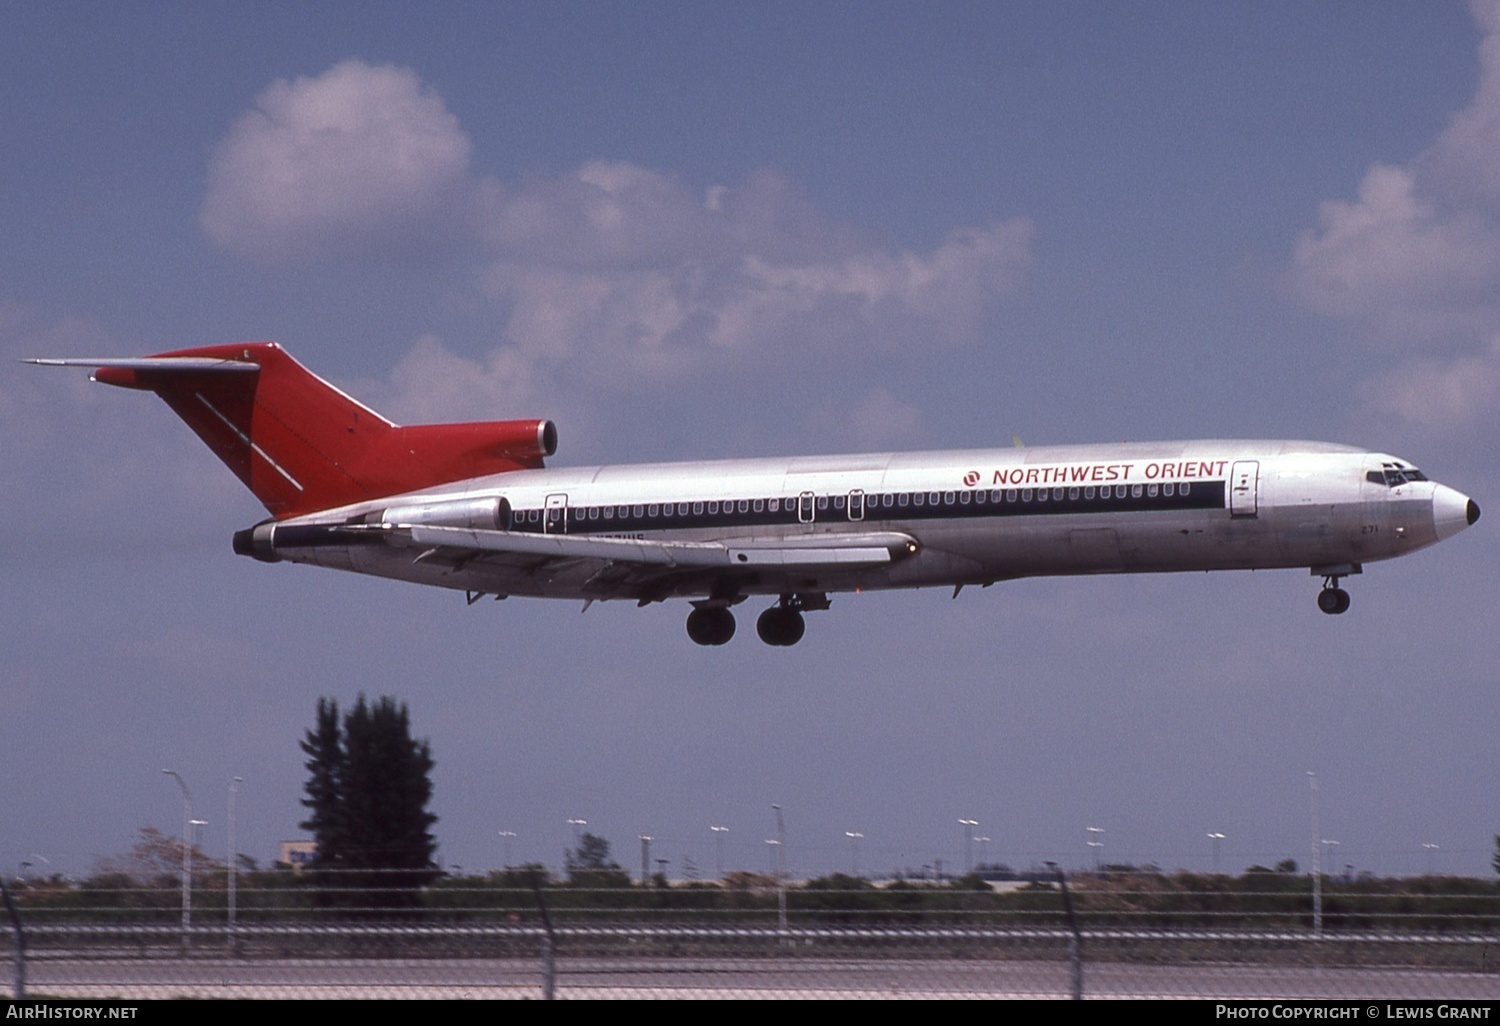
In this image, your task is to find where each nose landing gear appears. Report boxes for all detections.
[1317,576,1351,615]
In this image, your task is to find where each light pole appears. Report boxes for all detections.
[1207,832,1226,875]
[772,804,787,937]
[639,835,653,886]
[566,818,587,867]
[1321,838,1340,881]
[228,776,242,954]
[959,819,979,874]
[1308,772,1321,935]
[163,770,192,951]
[710,826,729,878]
[1086,826,1105,872]
[845,832,864,877]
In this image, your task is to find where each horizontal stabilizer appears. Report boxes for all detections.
[27,342,554,519]
[23,357,258,373]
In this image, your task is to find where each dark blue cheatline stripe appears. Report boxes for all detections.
[512,481,1228,536]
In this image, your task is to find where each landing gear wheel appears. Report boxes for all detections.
[1317,587,1351,615]
[686,607,736,645]
[756,605,806,647]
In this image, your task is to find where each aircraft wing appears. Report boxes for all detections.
[268,522,918,600]
[401,524,918,568]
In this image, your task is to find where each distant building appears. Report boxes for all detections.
[279,840,316,872]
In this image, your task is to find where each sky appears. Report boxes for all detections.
[3,1,1498,884]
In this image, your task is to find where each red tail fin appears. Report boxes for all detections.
[85,343,554,518]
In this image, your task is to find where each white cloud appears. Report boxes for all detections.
[1359,335,1500,429]
[478,215,1033,377]
[1293,2,1500,326]
[1293,163,1500,320]
[376,334,538,424]
[1292,0,1500,429]
[202,60,1036,419]
[201,60,480,262]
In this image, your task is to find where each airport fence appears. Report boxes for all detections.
[6,873,1500,999]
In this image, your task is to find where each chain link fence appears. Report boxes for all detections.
[6,873,1500,999]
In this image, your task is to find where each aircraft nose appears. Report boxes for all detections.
[1433,484,1479,541]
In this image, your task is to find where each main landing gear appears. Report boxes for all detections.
[686,593,827,646]
[686,606,736,646]
[1317,575,1352,615]
[756,601,806,647]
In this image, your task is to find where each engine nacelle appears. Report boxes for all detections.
[371,495,513,531]
[232,521,281,563]
[395,418,558,469]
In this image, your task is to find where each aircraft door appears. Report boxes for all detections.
[848,489,865,522]
[1229,461,1259,517]
[798,491,816,524]
[544,493,568,534]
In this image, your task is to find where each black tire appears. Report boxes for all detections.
[756,606,806,646]
[687,607,736,645]
[1317,588,1350,615]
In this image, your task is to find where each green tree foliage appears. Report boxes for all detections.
[565,832,630,887]
[299,695,439,908]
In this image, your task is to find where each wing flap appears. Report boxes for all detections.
[400,525,916,569]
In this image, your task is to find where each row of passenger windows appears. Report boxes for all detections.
[509,481,1198,525]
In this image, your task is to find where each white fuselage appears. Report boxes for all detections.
[268,439,1475,605]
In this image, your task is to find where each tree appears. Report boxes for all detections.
[565,832,630,887]
[299,695,439,908]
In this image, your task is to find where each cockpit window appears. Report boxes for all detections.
[1368,465,1428,487]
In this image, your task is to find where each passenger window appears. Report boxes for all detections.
[1147,484,1158,497]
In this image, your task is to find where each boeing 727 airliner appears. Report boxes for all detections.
[30,343,1480,646]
